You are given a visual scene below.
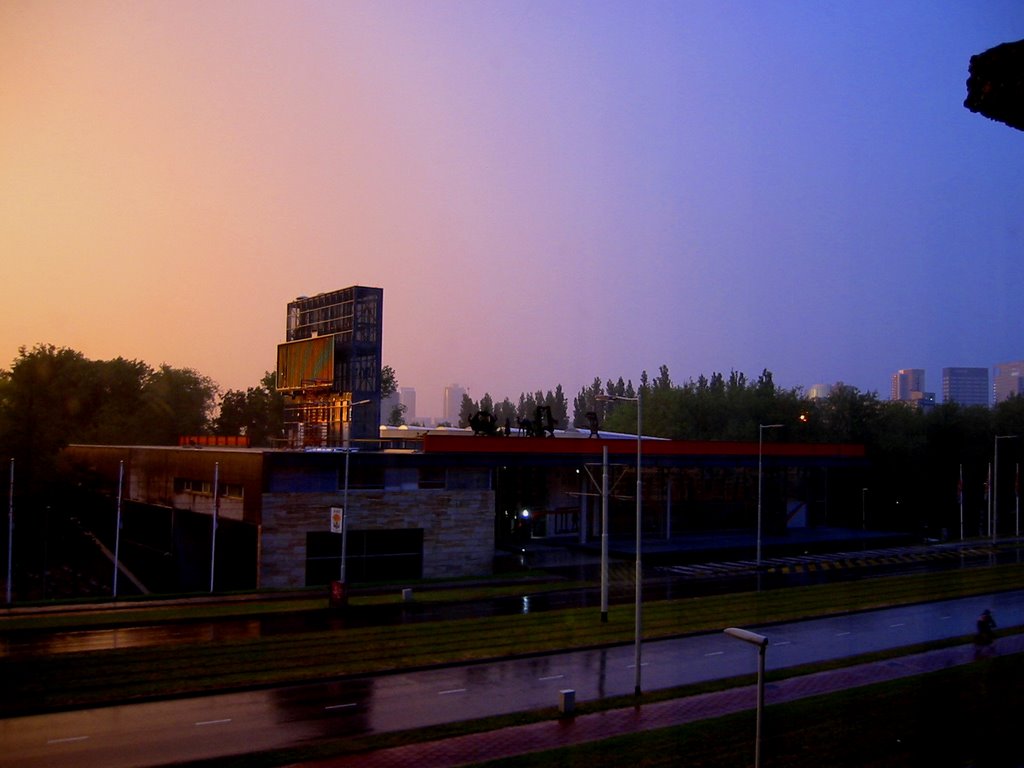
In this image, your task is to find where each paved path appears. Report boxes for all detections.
[300,635,1024,768]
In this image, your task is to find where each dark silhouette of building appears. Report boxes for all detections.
[965,39,1024,132]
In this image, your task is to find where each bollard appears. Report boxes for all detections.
[559,689,575,716]
[401,588,413,602]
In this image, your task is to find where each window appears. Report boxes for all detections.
[419,467,446,489]
[305,529,423,586]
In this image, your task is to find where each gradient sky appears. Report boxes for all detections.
[2,2,1023,418]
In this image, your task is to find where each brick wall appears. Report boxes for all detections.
[260,488,494,588]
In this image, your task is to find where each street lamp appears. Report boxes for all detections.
[596,392,643,695]
[338,399,372,602]
[993,435,1018,545]
[757,424,783,569]
[724,627,769,768]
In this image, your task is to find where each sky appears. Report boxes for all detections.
[2,2,1023,419]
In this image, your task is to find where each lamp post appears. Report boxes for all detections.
[757,424,783,569]
[993,435,1018,545]
[596,392,642,695]
[339,400,372,599]
[724,627,769,768]
[601,445,609,623]
[861,487,868,531]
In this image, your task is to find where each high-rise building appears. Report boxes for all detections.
[891,369,925,401]
[443,384,466,425]
[993,360,1024,404]
[276,286,383,446]
[400,387,417,422]
[806,383,834,400]
[942,367,989,406]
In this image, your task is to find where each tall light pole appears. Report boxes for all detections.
[6,459,13,605]
[601,445,609,623]
[339,399,372,601]
[724,627,769,768]
[861,487,868,531]
[757,424,783,569]
[993,435,1018,545]
[596,392,642,695]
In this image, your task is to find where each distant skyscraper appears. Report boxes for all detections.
[806,383,833,400]
[891,369,925,402]
[993,360,1024,404]
[443,384,466,424]
[400,387,417,422]
[942,367,989,406]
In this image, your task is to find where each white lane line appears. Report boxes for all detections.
[325,703,358,711]
[774,641,792,646]
[195,718,232,727]
[889,623,906,628]
[704,651,725,657]
[538,674,565,681]
[438,688,467,695]
[835,631,851,637]
[47,735,90,745]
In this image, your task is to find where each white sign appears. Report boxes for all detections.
[330,506,344,534]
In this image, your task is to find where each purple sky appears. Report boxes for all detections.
[2,2,1023,418]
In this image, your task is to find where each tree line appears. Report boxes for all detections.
[4,345,1024,536]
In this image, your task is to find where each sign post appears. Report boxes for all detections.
[330,506,346,607]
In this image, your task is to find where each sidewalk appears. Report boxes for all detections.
[298,636,1024,768]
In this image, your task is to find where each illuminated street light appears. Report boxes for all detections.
[724,627,769,768]
[596,392,642,695]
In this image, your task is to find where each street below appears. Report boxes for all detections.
[1,590,1020,768]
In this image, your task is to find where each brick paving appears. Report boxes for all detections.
[298,636,1024,768]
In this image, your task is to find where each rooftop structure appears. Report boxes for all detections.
[277,287,383,447]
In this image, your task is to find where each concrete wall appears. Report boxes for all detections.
[260,488,495,588]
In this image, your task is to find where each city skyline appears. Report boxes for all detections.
[3,3,1023,419]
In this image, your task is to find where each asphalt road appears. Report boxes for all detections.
[2,590,1022,768]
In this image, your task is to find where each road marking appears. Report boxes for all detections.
[438,688,467,695]
[835,631,851,637]
[889,623,906,628]
[47,735,89,745]
[195,718,232,727]
[704,651,724,657]
[626,662,650,669]
[774,640,792,646]
[538,674,565,681]
[325,703,358,711]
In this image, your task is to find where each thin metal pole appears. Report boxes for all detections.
[987,462,992,538]
[755,642,766,768]
[994,438,1000,545]
[113,460,124,598]
[959,464,964,541]
[6,459,13,605]
[634,394,642,697]
[209,462,219,593]
[757,428,764,567]
[600,445,608,623]
[341,449,350,584]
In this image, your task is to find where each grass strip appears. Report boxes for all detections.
[2,563,1023,717]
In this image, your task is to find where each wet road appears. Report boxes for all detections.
[2,590,1022,768]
